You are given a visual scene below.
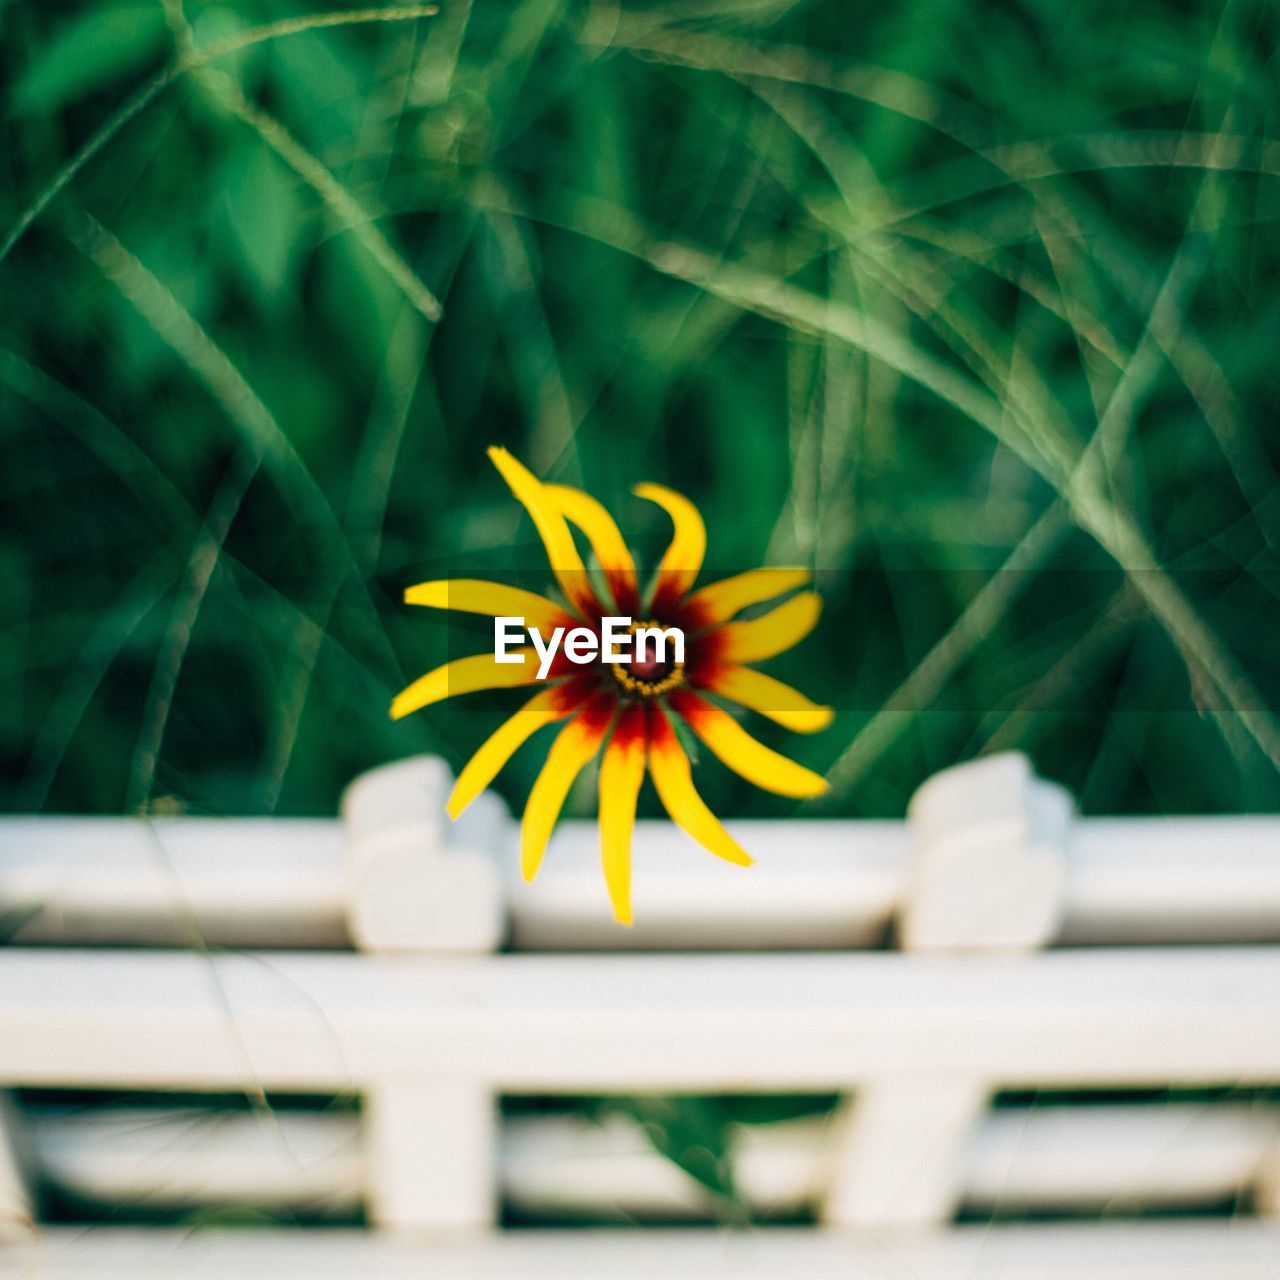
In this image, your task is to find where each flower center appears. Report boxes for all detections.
[610,619,685,698]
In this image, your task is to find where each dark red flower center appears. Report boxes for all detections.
[610,619,685,698]
[628,651,670,683]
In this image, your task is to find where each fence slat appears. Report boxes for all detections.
[0,817,348,947]
[4,807,1278,949]
[35,1108,361,1212]
[365,1079,495,1230]
[963,1104,1277,1211]
[1,949,1279,1090]
[343,758,507,954]
[822,1078,988,1226]
[902,754,1071,951]
[24,1102,1280,1219]
[3,1224,1280,1279]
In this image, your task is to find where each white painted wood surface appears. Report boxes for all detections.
[2,1224,1279,1280]
[23,1102,1280,1218]
[961,1104,1279,1212]
[1,752,1278,1270]
[2,752,1276,949]
[365,1079,495,1230]
[822,1078,989,1227]
[342,757,508,953]
[1,811,1277,948]
[903,753,1071,950]
[33,1108,362,1213]
[1,948,1278,1090]
[0,817,350,948]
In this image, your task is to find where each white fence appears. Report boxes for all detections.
[1,752,1278,1278]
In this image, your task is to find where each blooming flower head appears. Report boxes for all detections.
[392,448,831,924]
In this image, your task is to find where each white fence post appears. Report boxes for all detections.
[0,1094,34,1242]
[345,758,505,1228]
[364,1078,496,1232]
[845,752,1064,1226]
[342,756,508,953]
[821,1078,988,1229]
[1256,1135,1280,1218]
[901,752,1072,951]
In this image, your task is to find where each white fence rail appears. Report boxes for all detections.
[4,948,1280,1090]
[21,1102,1280,1217]
[7,1223,1280,1280]
[1,751,1278,1277]
[3,753,1279,953]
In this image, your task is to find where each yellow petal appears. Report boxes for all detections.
[716,592,822,664]
[598,705,647,925]
[648,709,753,867]
[671,690,827,799]
[634,482,706,607]
[488,447,597,616]
[390,650,536,720]
[404,579,570,633]
[521,703,612,882]
[698,664,834,734]
[546,483,640,613]
[448,686,578,819]
[685,567,810,627]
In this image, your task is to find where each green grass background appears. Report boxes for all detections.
[4,0,1279,823]
[2,0,1279,1223]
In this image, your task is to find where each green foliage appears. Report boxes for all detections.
[9,4,167,116]
[4,0,1278,823]
[614,1095,744,1219]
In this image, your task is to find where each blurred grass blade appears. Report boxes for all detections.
[0,6,440,265]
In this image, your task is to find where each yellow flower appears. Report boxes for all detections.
[391,448,831,924]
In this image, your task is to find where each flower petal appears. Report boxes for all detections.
[488,447,597,617]
[448,685,583,819]
[390,650,537,720]
[669,689,827,799]
[598,703,647,925]
[684,567,810,627]
[634,482,706,610]
[546,483,640,614]
[521,697,613,882]
[715,592,822,664]
[404,579,571,633]
[695,664,834,734]
[647,708,753,867]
